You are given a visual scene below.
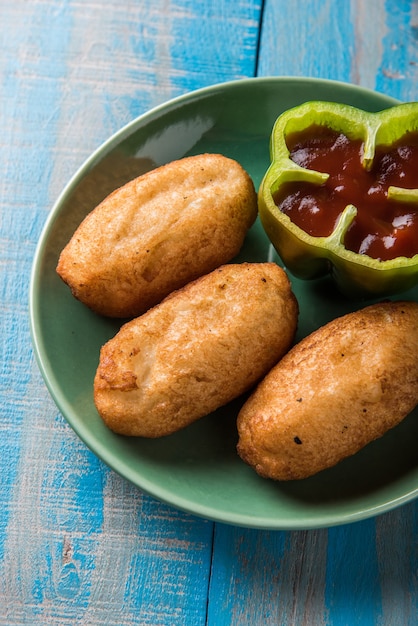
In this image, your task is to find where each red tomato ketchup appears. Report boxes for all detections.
[273,125,418,260]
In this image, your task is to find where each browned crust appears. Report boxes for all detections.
[237,300,418,480]
[94,263,298,437]
[56,153,257,317]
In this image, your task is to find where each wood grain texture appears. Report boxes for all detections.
[2,0,418,624]
[0,0,261,624]
[257,0,354,81]
[0,369,214,624]
[208,527,328,625]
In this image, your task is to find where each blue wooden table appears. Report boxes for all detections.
[2,1,418,623]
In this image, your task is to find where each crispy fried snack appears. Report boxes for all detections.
[237,301,418,480]
[56,154,257,318]
[94,263,298,437]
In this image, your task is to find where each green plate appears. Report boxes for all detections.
[29,77,418,530]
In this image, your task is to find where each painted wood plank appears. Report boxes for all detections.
[47,0,262,203]
[256,0,354,81]
[257,0,418,101]
[207,526,328,625]
[0,406,213,624]
[373,0,418,102]
[0,0,262,624]
[375,505,418,624]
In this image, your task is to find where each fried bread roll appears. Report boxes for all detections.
[57,154,257,318]
[94,263,298,437]
[237,301,418,480]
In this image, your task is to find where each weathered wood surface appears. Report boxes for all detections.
[1,0,418,624]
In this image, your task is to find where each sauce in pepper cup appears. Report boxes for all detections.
[258,101,418,297]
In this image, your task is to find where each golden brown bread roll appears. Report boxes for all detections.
[94,263,298,437]
[237,300,418,480]
[56,153,257,318]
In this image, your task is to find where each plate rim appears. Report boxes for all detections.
[30,75,418,530]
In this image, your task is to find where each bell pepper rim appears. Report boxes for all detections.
[260,101,418,276]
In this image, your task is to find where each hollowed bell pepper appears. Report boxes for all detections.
[258,101,418,297]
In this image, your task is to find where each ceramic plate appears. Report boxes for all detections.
[30,77,418,529]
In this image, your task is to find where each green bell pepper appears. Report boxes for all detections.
[258,101,418,297]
